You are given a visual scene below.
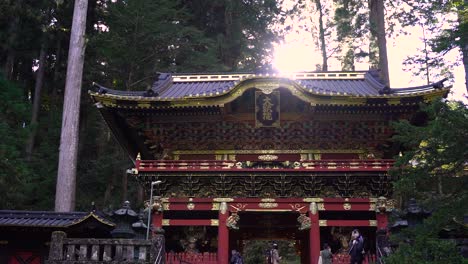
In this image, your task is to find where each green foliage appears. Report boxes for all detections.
[0,75,32,208]
[90,0,222,90]
[388,100,468,262]
[386,237,465,264]
[183,0,280,71]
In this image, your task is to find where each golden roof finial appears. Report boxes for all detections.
[136,152,141,161]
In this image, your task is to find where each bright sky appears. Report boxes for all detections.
[272,15,467,103]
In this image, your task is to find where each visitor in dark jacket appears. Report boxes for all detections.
[348,229,365,264]
[230,249,244,264]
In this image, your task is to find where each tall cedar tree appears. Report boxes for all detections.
[55,0,89,212]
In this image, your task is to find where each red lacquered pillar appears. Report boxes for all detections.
[376,212,388,231]
[218,202,229,264]
[309,202,320,264]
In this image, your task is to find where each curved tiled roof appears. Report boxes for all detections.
[0,210,115,228]
[89,71,450,107]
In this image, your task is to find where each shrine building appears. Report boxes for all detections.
[89,70,449,264]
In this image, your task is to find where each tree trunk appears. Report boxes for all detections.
[315,0,328,71]
[375,0,389,86]
[25,38,48,159]
[55,0,89,212]
[368,0,379,69]
[459,0,468,93]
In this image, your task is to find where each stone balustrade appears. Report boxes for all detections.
[46,231,164,264]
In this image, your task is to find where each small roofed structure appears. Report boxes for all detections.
[0,210,115,264]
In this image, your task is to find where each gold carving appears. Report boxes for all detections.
[369,203,376,211]
[289,203,307,212]
[212,203,220,211]
[187,203,195,210]
[293,161,301,168]
[220,202,228,214]
[213,198,234,202]
[369,220,377,227]
[259,202,278,208]
[262,96,274,119]
[297,214,311,230]
[163,203,170,211]
[257,83,279,94]
[258,154,278,161]
[261,198,276,202]
[303,198,324,203]
[226,213,240,229]
[319,220,328,226]
[310,202,318,215]
[136,153,141,161]
[343,203,352,210]
[317,203,325,211]
[230,203,248,212]
[211,219,219,226]
[376,196,387,212]
[162,219,170,226]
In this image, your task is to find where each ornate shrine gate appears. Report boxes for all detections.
[90,71,449,263]
[134,159,393,263]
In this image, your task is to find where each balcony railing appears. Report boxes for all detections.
[136,159,395,172]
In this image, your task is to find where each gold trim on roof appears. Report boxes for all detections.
[89,73,450,109]
[65,212,115,227]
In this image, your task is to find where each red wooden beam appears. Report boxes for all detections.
[319,220,377,227]
[322,203,373,211]
[162,219,218,226]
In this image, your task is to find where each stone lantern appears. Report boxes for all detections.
[111,201,139,238]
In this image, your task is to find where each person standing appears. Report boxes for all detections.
[348,229,365,264]
[230,249,244,264]
[270,243,281,264]
[320,243,333,264]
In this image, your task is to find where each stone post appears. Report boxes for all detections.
[150,227,165,264]
[48,231,67,261]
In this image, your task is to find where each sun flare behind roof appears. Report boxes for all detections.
[272,41,321,74]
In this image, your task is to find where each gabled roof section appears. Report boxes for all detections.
[89,71,450,109]
[0,210,115,228]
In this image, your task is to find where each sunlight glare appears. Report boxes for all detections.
[273,42,320,73]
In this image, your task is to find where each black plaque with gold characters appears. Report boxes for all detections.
[255,90,280,127]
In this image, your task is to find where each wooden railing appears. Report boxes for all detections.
[136,159,394,172]
[46,231,161,264]
[166,252,217,264]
